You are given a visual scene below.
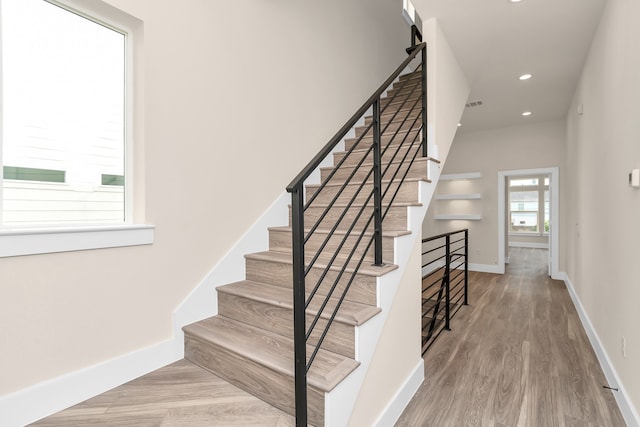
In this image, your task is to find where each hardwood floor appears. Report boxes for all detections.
[31,248,625,426]
[396,247,626,427]
[29,359,295,427]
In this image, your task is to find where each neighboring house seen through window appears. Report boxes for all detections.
[508,175,550,235]
[1,0,126,227]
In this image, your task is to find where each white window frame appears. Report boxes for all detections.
[0,0,153,257]
[507,175,549,236]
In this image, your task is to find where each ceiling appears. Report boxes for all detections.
[413,0,607,133]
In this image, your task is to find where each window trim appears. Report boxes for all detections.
[0,0,151,256]
[508,175,550,236]
[0,224,154,257]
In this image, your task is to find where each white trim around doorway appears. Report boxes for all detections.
[498,167,560,279]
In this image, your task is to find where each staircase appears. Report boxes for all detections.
[183,43,436,426]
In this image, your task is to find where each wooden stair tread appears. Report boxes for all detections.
[268,225,411,239]
[300,201,421,209]
[345,129,422,145]
[245,250,399,277]
[305,176,431,190]
[183,315,359,392]
[218,280,381,326]
[334,141,438,160]
[320,156,429,172]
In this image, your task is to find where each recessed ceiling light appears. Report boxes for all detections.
[519,73,532,80]
[509,0,524,3]
[522,111,532,116]
[457,123,462,127]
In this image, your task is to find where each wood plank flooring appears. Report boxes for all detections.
[396,247,626,427]
[31,248,625,426]
[29,359,296,427]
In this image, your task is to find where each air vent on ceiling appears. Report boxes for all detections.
[465,100,484,108]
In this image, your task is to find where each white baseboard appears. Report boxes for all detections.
[508,241,549,249]
[468,263,501,274]
[373,358,424,427]
[562,272,640,427]
[0,193,291,427]
[0,339,182,427]
[0,140,351,427]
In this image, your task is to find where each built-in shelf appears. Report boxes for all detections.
[439,172,482,181]
[435,193,482,200]
[434,214,482,221]
[435,172,482,220]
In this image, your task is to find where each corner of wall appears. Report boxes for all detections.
[422,18,470,165]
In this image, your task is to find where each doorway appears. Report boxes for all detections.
[498,167,560,279]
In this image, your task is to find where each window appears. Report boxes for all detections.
[1,0,127,226]
[508,175,549,234]
[0,0,152,256]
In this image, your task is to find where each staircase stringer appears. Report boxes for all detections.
[321,160,442,427]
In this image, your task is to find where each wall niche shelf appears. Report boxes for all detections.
[435,214,482,221]
[435,172,482,221]
[439,172,482,181]
[435,193,482,200]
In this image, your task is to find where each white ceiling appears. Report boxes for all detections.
[414,0,607,132]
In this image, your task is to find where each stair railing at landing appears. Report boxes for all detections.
[421,229,469,354]
[285,26,427,426]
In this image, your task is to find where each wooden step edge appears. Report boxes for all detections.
[333,145,439,163]
[380,93,422,108]
[319,156,429,172]
[183,315,360,392]
[245,250,399,277]
[306,176,429,190]
[386,86,423,96]
[218,280,381,326]
[398,72,421,79]
[356,122,421,132]
[296,201,423,209]
[268,225,411,239]
[345,128,420,143]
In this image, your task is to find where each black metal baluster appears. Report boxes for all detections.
[445,234,451,331]
[421,45,428,158]
[372,97,383,266]
[289,184,307,427]
[464,229,469,305]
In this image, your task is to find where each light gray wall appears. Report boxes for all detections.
[565,0,640,415]
[422,119,566,269]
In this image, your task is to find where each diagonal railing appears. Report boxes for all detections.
[421,229,469,354]
[286,25,427,426]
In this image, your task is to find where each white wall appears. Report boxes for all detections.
[423,18,469,163]
[347,239,422,427]
[346,17,469,425]
[0,0,410,398]
[565,0,640,421]
[423,120,566,269]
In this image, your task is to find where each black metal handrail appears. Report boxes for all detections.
[287,33,427,426]
[421,229,469,354]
